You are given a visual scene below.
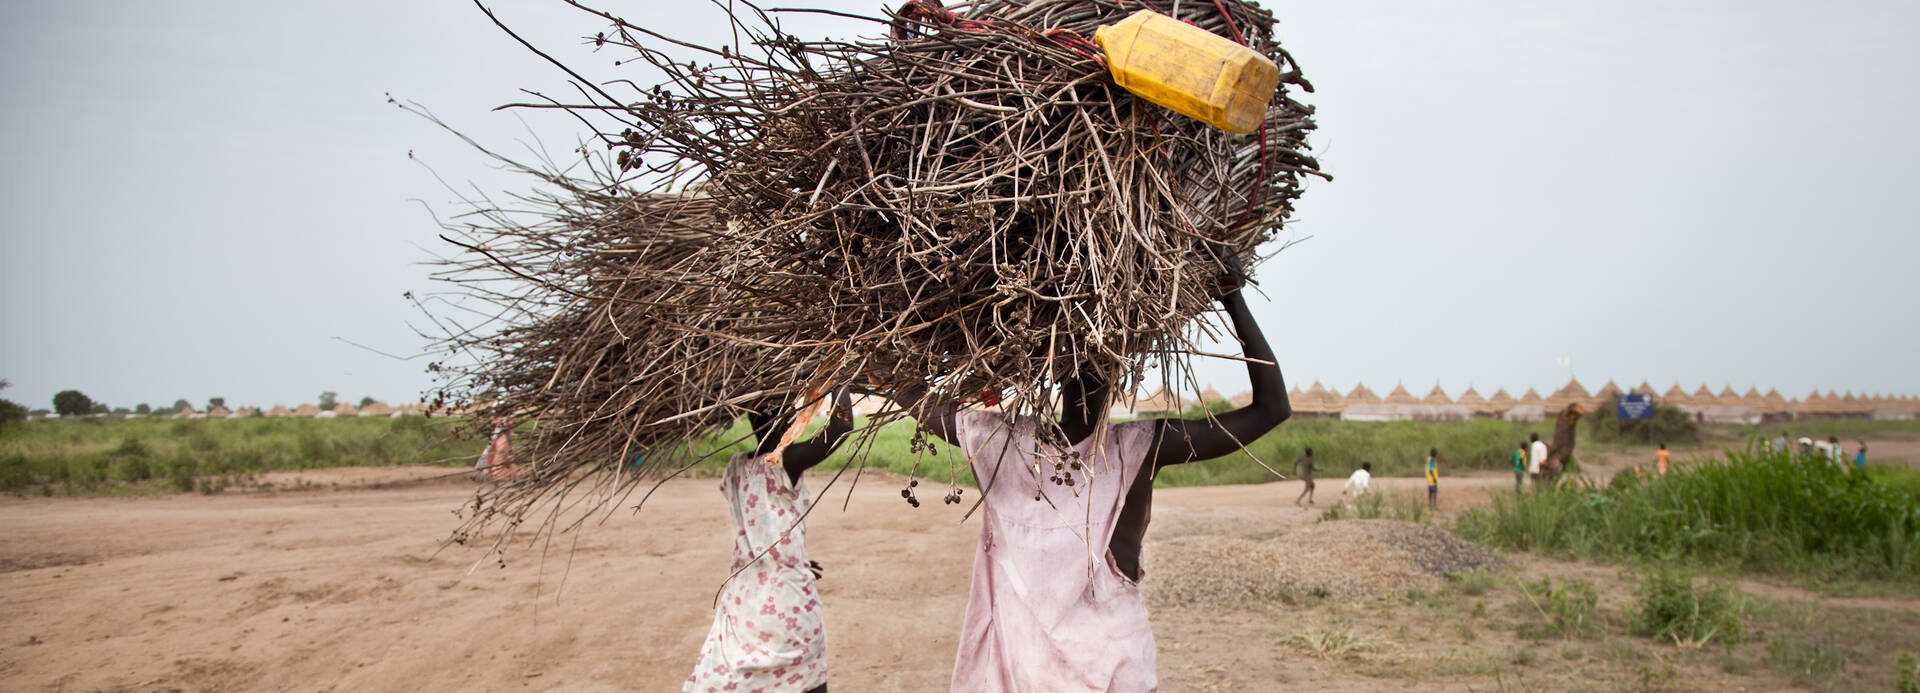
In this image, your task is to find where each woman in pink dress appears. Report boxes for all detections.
[900,284,1290,692]
[686,391,851,693]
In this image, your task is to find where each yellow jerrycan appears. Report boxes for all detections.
[1093,9,1280,135]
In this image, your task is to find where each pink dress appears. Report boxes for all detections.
[685,452,827,692]
[951,410,1158,692]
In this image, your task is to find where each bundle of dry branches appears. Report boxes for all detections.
[428,0,1322,548]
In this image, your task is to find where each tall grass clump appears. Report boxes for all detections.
[1634,567,1745,647]
[1456,445,1920,584]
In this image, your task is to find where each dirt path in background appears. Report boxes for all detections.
[0,464,1911,692]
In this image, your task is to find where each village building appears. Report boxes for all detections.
[358,401,396,417]
[294,404,321,418]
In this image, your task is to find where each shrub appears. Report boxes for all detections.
[0,452,30,492]
[1898,652,1919,693]
[1518,575,1600,640]
[1585,394,1700,444]
[1455,445,1920,583]
[1765,635,1847,685]
[1633,568,1745,648]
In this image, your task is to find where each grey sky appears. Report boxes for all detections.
[2,0,1915,412]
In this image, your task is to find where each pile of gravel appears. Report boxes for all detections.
[1144,519,1499,606]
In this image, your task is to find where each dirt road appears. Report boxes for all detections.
[0,464,1525,693]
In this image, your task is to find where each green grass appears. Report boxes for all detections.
[0,416,485,495]
[1632,568,1746,648]
[667,411,1554,489]
[1455,445,1920,585]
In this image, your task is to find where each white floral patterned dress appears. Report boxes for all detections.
[685,451,827,692]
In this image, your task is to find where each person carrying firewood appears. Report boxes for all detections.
[894,275,1289,692]
[685,390,852,693]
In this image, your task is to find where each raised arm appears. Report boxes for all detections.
[1143,289,1291,469]
[888,382,960,447]
[775,389,855,485]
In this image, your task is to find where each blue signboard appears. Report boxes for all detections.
[1617,394,1654,420]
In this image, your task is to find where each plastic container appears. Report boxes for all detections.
[1094,9,1280,134]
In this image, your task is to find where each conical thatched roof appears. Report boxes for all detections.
[1633,381,1657,396]
[207,405,231,419]
[1422,385,1452,406]
[1692,385,1715,403]
[1228,390,1253,407]
[1198,386,1227,404]
[1295,381,1341,414]
[1487,388,1516,407]
[1133,388,1181,414]
[1455,386,1487,407]
[1592,380,1622,404]
[1717,386,1743,406]
[359,401,396,416]
[1763,389,1790,413]
[330,403,358,417]
[1840,392,1862,413]
[234,406,259,418]
[1345,383,1381,405]
[1663,384,1690,404]
[266,405,291,417]
[1544,378,1589,412]
[1383,383,1418,406]
[1519,388,1543,404]
[294,404,321,417]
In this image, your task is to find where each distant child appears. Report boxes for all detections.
[1856,440,1868,469]
[1510,442,1527,493]
[1828,436,1844,466]
[1291,447,1318,507]
[475,418,516,481]
[1344,461,1372,498]
[1528,432,1547,490]
[1424,448,1439,510]
[1656,443,1670,476]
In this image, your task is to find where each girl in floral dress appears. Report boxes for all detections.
[686,391,851,693]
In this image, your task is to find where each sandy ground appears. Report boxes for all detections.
[0,465,1523,693]
[1,443,1912,692]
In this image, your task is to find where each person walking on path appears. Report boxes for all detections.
[1528,432,1547,491]
[1510,442,1527,493]
[1291,447,1318,507]
[686,391,852,693]
[1856,440,1869,469]
[1424,447,1440,510]
[474,418,516,482]
[894,283,1290,692]
[1656,443,1670,476]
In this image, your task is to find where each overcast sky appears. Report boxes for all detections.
[2,0,1916,411]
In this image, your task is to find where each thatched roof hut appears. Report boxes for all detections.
[1692,385,1716,404]
[234,406,260,418]
[1633,381,1658,396]
[1716,386,1744,406]
[359,401,396,417]
[1383,383,1418,406]
[206,405,231,419]
[1228,390,1252,407]
[1545,378,1590,413]
[1591,380,1622,408]
[330,403,358,417]
[1519,388,1544,405]
[173,405,197,419]
[1198,386,1228,404]
[1421,385,1452,406]
[1486,388,1516,413]
[1345,384,1382,405]
[1131,389,1182,415]
[1292,381,1342,418]
[1662,384,1690,406]
[266,405,292,418]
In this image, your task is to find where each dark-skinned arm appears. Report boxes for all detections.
[887,382,960,447]
[1143,290,1290,469]
[776,389,854,485]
